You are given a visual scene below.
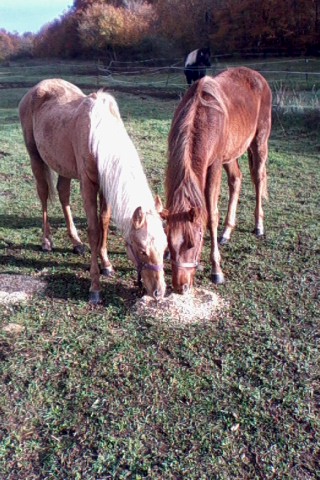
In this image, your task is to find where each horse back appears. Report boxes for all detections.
[217,67,272,128]
[201,67,272,159]
[19,79,85,140]
[19,79,88,179]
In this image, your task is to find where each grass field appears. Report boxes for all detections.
[0,60,319,479]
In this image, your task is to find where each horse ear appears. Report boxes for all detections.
[154,195,163,213]
[188,207,201,222]
[132,207,146,230]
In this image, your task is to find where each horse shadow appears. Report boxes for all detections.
[43,270,139,307]
[0,214,86,230]
[1,234,140,307]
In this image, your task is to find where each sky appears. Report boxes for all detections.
[0,0,72,35]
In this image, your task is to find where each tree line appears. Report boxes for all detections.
[1,0,319,62]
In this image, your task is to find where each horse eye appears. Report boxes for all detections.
[140,250,147,256]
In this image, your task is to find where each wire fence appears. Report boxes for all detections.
[0,57,319,111]
[98,56,320,78]
[96,57,320,112]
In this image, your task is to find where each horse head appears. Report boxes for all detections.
[198,47,211,67]
[127,196,167,299]
[163,207,204,294]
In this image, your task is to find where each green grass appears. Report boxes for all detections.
[0,61,319,479]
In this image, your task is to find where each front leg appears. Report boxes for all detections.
[81,175,102,304]
[205,164,224,284]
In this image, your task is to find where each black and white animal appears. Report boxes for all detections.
[184,47,211,86]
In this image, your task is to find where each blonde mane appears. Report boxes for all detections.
[88,91,159,238]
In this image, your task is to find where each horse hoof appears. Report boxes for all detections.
[101,267,114,277]
[211,273,225,285]
[89,291,102,305]
[41,239,53,253]
[73,244,86,255]
[253,228,265,238]
[219,236,229,246]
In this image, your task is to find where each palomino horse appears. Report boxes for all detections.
[164,67,272,293]
[19,79,167,303]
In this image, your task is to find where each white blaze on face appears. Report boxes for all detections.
[185,49,198,67]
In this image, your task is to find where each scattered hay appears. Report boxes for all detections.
[2,323,25,334]
[134,287,227,325]
[0,274,47,305]
[0,290,30,304]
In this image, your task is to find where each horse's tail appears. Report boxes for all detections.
[248,150,268,201]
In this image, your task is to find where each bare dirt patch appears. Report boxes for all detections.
[134,287,227,325]
[0,274,47,305]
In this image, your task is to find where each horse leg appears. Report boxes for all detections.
[29,153,54,252]
[99,193,114,277]
[206,164,224,284]
[248,135,269,237]
[184,69,192,86]
[80,176,102,304]
[56,176,85,255]
[220,159,243,245]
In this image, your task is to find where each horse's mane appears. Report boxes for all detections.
[166,76,228,225]
[88,91,158,238]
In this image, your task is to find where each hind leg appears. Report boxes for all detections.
[220,159,243,245]
[248,135,269,237]
[29,153,54,252]
[57,176,85,255]
[99,193,114,276]
[80,174,102,304]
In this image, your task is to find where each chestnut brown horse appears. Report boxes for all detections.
[19,79,167,303]
[164,67,272,293]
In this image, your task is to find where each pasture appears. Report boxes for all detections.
[0,59,319,479]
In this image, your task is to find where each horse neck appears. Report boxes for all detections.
[90,110,156,238]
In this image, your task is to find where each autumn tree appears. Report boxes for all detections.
[33,11,81,58]
[210,0,320,55]
[73,0,149,12]
[0,30,28,61]
[77,1,154,58]
[12,0,319,61]
[152,0,213,52]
